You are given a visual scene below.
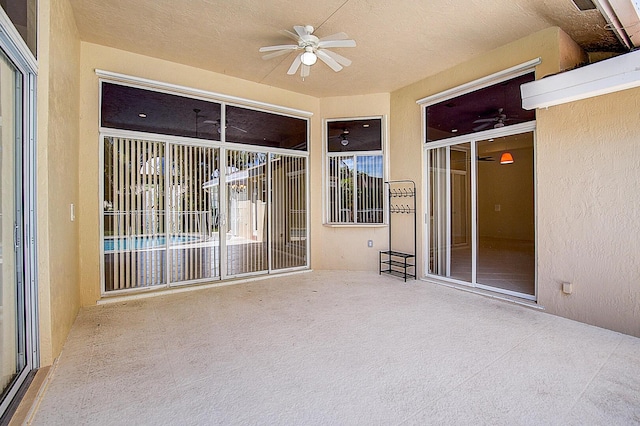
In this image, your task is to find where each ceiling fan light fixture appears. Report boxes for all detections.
[500,152,514,164]
[340,136,349,146]
[301,50,317,66]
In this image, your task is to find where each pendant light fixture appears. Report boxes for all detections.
[500,152,514,164]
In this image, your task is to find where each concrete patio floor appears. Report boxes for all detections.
[28,271,640,425]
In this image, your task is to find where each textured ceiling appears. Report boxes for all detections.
[68,0,623,98]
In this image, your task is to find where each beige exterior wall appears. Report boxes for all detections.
[37,0,81,364]
[35,20,638,368]
[389,27,569,277]
[78,42,320,306]
[536,88,640,337]
[313,94,391,271]
[390,26,640,337]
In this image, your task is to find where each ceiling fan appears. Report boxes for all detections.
[329,128,352,146]
[472,108,518,132]
[259,25,356,77]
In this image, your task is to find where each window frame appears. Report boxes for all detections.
[324,116,387,226]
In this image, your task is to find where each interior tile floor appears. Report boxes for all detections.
[29,271,639,425]
[450,238,535,296]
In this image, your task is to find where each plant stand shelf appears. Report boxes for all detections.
[379,250,415,282]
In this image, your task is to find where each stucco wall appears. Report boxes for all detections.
[313,94,391,271]
[536,88,640,337]
[389,27,568,277]
[78,42,320,306]
[37,0,81,364]
[389,26,639,337]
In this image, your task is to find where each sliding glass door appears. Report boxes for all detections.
[102,137,308,293]
[426,130,535,299]
[0,44,36,417]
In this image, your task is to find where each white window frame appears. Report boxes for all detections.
[418,60,540,301]
[324,116,387,226]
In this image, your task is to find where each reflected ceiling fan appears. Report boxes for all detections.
[259,25,356,77]
[329,128,352,146]
[473,108,518,132]
[202,119,247,134]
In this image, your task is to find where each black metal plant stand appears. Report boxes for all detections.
[379,180,416,281]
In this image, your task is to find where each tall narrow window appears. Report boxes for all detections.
[326,118,384,224]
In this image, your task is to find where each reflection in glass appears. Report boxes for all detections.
[271,154,307,270]
[0,49,25,405]
[0,0,37,56]
[425,73,535,142]
[327,118,381,152]
[428,143,472,282]
[103,137,167,290]
[225,105,307,150]
[168,145,220,282]
[101,83,222,141]
[226,150,268,276]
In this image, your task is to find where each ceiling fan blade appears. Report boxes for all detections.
[280,29,301,42]
[472,118,497,124]
[473,122,493,132]
[321,49,352,67]
[316,50,343,72]
[287,53,303,75]
[262,49,295,60]
[300,64,310,78]
[317,39,356,48]
[319,32,349,42]
[293,25,309,37]
[230,125,248,133]
[259,44,298,53]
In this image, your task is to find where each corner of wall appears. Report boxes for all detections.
[37,0,83,363]
[557,28,589,72]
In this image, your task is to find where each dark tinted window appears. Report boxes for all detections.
[327,118,382,152]
[1,0,37,56]
[101,83,308,150]
[225,105,307,151]
[101,83,222,140]
[426,73,535,142]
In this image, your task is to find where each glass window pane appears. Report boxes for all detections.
[271,154,307,270]
[168,145,220,282]
[103,137,167,291]
[328,155,354,223]
[0,48,26,404]
[101,82,222,141]
[0,0,36,57]
[476,133,535,295]
[428,144,472,281]
[225,150,268,276]
[355,155,383,224]
[426,73,535,143]
[327,118,381,152]
[225,105,307,151]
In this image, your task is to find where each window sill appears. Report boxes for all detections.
[323,223,387,228]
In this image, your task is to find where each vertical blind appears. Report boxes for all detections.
[103,137,308,292]
[103,137,167,290]
[271,154,307,270]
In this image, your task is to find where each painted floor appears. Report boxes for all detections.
[30,271,640,425]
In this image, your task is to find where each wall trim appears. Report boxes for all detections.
[416,58,541,107]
